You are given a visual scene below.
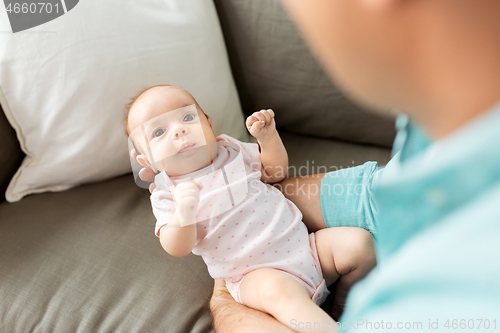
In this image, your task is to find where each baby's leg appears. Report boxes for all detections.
[314,227,377,320]
[239,268,336,333]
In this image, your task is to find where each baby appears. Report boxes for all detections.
[125,85,376,332]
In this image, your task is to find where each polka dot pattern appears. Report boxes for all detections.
[151,134,327,304]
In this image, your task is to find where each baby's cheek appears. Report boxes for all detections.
[151,142,175,161]
[198,130,213,145]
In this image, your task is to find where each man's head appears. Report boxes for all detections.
[281,0,500,139]
[126,85,217,176]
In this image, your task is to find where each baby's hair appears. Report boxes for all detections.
[124,84,210,155]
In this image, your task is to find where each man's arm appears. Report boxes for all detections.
[210,279,295,333]
[277,162,384,234]
[319,162,382,235]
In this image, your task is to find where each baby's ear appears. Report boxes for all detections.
[136,154,152,168]
[208,118,213,128]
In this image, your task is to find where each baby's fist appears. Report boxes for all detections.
[246,109,276,140]
[173,180,203,226]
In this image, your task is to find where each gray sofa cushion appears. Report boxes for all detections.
[214,0,397,148]
[0,103,24,203]
[0,175,214,333]
[280,130,391,176]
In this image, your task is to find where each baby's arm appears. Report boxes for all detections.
[158,180,202,257]
[246,109,288,183]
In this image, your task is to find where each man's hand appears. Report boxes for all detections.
[212,278,232,299]
[246,109,277,141]
[130,148,158,193]
[173,180,203,227]
[210,279,295,333]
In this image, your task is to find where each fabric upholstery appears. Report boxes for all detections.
[0,174,214,333]
[281,130,392,176]
[214,0,397,148]
[0,103,23,203]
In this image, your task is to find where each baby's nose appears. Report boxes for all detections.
[174,128,187,138]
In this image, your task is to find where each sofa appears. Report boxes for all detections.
[0,1,395,332]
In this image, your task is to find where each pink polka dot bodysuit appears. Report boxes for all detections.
[151,134,330,305]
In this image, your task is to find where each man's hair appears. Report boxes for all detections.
[124,84,210,155]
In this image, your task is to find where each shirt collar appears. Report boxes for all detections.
[375,100,500,258]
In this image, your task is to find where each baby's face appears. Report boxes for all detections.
[128,86,217,176]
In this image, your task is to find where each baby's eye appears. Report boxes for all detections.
[183,114,195,122]
[153,128,165,138]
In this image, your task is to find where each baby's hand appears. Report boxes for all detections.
[246,109,277,140]
[174,180,203,227]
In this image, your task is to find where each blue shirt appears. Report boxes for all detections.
[320,102,500,332]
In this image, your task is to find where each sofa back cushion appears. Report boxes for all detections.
[0,0,247,202]
[214,0,396,148]
[0,103,23,203]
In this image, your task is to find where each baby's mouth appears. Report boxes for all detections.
[178,142,196,154]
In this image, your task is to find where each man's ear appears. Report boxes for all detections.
[136,154,152,167]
